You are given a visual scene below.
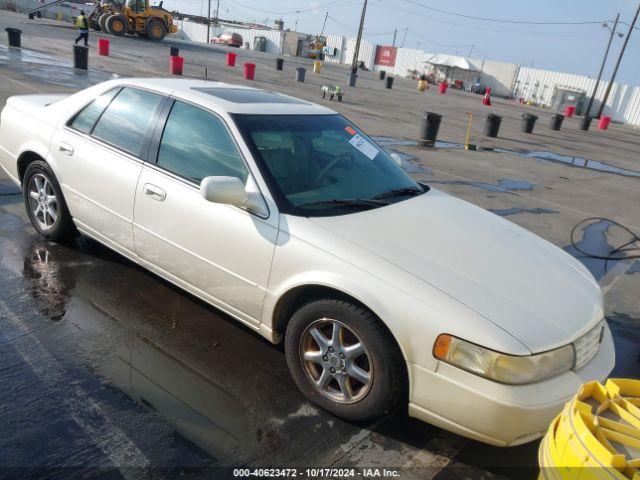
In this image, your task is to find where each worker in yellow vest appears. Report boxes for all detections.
[74,11,89,46]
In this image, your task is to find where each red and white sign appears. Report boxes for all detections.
[374,46,397,67]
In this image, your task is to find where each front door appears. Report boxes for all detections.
[133,99,278,325]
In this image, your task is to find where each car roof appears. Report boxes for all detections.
[118,78,337,115]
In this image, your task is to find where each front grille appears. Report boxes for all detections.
[573,320,605,371]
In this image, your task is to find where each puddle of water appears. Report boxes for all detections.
[372,136,465,150]
[496,149,640,179]
[563,219,640,281]
[430,178,535,193]
[372,136,640,179]
[0,44,113,88]
[488,207,558,217]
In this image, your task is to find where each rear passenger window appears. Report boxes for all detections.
[70,88,120,134]
[156,101,248,183]
[92,88,164,156]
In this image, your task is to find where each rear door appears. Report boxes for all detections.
[132,99,278,326]
[51,87,166,257]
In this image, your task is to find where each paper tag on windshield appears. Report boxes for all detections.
[349,134,379,160]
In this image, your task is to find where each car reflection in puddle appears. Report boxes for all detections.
[3,236,439,472]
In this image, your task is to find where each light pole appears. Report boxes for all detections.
[206,0,212,43]
[580,13,622,130]
[595,3,640,119]
[349,0,368,87]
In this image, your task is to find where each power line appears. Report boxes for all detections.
[400,0,609,26]
[224,0,346,15]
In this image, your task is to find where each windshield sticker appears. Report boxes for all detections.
[345,126,357,135]
[349,134,379,160]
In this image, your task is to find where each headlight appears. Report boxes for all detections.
[433,334,574,385]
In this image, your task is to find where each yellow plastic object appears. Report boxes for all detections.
[418,80,427,91]
[539,379,640,480]
[56,12,63,21]
[313,60,322,73]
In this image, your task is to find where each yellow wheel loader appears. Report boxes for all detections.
[88,0,177,41]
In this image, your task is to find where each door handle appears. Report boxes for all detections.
[143,183,166,201]
[58,142,74,156]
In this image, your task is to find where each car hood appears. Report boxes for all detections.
[309,189,603,353]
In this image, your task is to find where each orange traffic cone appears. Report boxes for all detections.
[482,87,492,106]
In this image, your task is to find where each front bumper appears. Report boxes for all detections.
[408,323,615,447]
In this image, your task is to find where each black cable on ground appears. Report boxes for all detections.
[570,217,640,261]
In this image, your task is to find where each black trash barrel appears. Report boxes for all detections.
[295,67,306,82]
[169,46,179,57]
[419,112,443,147]
[348,69,357,87]
[521,113,538,134]
[379,70,386,80]
[5,28,22,48]
[579,116,592,131]
[276,58,284,71]
[28,12,35,20]
[385,76,394,89]
[74,45,88,70]
[550,113,564,131]
[484,114,502,137]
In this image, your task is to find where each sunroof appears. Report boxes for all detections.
[192,87,310,105]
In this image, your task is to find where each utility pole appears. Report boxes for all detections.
[215,0,220,26]
[294,10,300,31]
[596,4,640,119]
[468,45,474,58]
[320,10,329,36]
[401,27,407,47]
[206,0,212,43]
[392,28,397,47]
[581,13,621,130]
[349,0,368,87]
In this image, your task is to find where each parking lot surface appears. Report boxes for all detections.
[0,10,639,480]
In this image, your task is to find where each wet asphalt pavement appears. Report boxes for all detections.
[1,9,639,480]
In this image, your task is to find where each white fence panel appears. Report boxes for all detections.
[514,66,640,125]
[323,35,345,64]
[344,38,376,70]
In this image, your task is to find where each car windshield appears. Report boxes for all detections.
[233,114,424,216]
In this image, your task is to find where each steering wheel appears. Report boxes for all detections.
[315,152,354,184]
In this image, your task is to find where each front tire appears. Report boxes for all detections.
[23,161,75,242]
[285,299,404,422]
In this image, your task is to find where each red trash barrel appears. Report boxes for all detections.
[170,55,183,75]
[243,62,256,80]
[97,38,109,56]
[439,82,448,94]
[564,105,576,118]
[226,52,236,67]
[598,115,612,130]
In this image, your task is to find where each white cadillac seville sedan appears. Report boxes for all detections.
[0,79,614,446]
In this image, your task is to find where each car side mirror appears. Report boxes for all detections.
[200,176,268,217]
[200,176,247,205]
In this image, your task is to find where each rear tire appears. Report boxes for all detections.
[285,299,404,422]
[146,18,166,41]
[106,14,127,36]
[98,13,111,33]
[23,161,76,242]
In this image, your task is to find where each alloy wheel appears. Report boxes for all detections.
[299,318,373,404]
[28,173,58,231]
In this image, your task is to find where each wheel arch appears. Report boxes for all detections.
[17,150,47,186]
[271,283,410,394]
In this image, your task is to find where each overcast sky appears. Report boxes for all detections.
[155,0,640,84]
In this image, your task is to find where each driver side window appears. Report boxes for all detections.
[156,101,249,184]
